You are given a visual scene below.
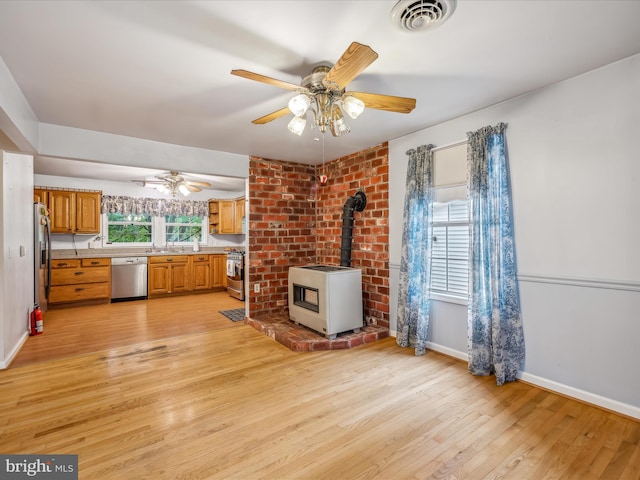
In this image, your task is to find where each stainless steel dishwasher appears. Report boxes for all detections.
[111,257,148,301]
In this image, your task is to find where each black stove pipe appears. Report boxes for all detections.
[340,190,367,267]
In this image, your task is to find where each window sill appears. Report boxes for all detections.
[429,292,468,306]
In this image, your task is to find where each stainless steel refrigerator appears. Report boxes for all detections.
[34,202,51,312]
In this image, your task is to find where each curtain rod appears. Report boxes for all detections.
[432,139,467,152]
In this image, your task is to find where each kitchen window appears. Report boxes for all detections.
[105,213,153,245]
[163,215,204,244]
[104,213,206,246]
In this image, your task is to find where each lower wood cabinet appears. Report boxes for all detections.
[148,255,190,296]
[193,254,211,291]
[50,257,111,304]
[149,254,228,297]
[210,254,227,288]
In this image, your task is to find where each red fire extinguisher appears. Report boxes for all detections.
[30,305,43,336]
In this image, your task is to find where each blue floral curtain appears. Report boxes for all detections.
[467,123,524,385]
[101,195,209,217]
[397,144,435,356]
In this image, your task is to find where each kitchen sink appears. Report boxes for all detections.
[145,248,184,254]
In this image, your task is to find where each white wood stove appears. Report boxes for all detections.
[288,265,363,339]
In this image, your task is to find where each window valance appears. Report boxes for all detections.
[101,195,209,217]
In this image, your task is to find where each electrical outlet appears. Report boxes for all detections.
[254,283,260,293]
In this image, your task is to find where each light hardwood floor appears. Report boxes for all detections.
[1,295,639,479]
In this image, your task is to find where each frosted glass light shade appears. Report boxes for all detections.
[288,115,307,136]
[288,94,311,116]
[178,183,191,196]
[330,106,350,136]
[342,95,365,119]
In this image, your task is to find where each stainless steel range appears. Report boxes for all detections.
[226,251,245,300]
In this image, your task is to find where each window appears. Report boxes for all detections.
[106,213,153,245]
[431,199,470,297]
[104,213,205,246]
[164,215,204,244]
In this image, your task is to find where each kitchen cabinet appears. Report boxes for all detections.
[49,257,111,304]
[208,200,219,234]
[34,189,47,204]
[148,255,191,296]
[218,200,235,234]
[192,254,211,290]
[210,197,245,234]
[47,189,101,234]
[235,198,245,234]
[211,254,227,288]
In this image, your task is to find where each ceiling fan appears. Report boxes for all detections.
[133,171,211,197]
[231,41,416,137]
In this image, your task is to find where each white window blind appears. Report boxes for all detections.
[431,199,470,297]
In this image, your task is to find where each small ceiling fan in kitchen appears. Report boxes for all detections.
[132,171,211,197]
[231,41,416,137]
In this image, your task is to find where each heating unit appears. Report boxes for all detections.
[288,265,363,339]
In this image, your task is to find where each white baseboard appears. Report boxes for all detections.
[426,341,469,362]
[0,331,29,369]
[517,371,640,420]
[419,340,640,420]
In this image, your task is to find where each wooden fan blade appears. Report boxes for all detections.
[349,92,416,114]
[186,181,211,187]
[252,106,291,124]
[185,184,201,192]
[322,42,379,90]
[231,69,308,92]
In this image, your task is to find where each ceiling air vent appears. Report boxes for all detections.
[390,0,457,32]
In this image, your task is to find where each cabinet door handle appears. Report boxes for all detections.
[58,262,67,267]
[75,287,85,292]
[75,271,85,276]
[90,261,99,265]
[167,258,173,262]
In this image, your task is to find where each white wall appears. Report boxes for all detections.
[34,174,246,250]
[1,151,34,368]
[389,53,640,417]
[39,124,249,180]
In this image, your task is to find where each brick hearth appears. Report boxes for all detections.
[246,314,389,352]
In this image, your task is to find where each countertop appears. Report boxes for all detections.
[51,247,243,260]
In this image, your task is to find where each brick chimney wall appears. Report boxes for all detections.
[248,143,390,329]
[248,157,317,318]
[315,143,390,328]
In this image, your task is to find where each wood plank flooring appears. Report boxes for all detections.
[1,295,639,479]
[12,291,244,367]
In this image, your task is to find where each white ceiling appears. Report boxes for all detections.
[1,0,640,182]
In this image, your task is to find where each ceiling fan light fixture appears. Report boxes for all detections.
[330,106,350,136]
[342,95,365,119]
[288,115,307,136]
[288,94,311,116]
[178,183,191,196]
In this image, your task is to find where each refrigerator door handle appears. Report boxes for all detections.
[45,217,51,300]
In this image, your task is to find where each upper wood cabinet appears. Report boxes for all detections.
[209,197,245,235]
[235,198,245,234]
[75,191,101,233]
[44,189,101,234]
[49,190,76,233]
[208,200,219,234]
[34,189,48,204]
[218,200,236,234]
